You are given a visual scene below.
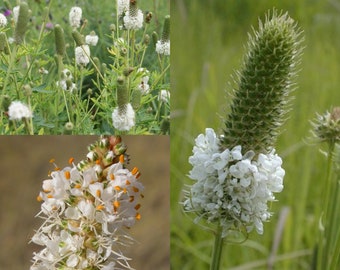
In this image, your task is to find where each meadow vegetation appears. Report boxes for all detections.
[0,0,170,134]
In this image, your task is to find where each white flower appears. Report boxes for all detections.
[138,75,150,94]
[85,32,99,46]
[184,128,285,236]
[75,45,90,66]
[156,40,170,55]
[117,0,129,16]
[159,90,170,103]
[13,6,19,24]
[31,137,144,269]
[69,7,82,28]
[8,101,32,120]
[123,9,143,30]
[57,69,76,92]
[112,103,135,131]
[0,13,7,27]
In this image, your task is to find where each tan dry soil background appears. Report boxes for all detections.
[0,136,169,270]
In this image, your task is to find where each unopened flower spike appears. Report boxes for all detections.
[14,2,29,45]
[311,107,340,145]
[54,24,65,57]
[30,136,144,270]
[184,8,303,252]
[156,15,170,56]
[221,9,303,154]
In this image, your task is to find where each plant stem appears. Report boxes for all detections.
[210,225,224,270]
[317,141,335,269]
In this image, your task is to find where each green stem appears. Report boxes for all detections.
[210,225,224,270]
[317,142,335,269]
[0,44,18,117]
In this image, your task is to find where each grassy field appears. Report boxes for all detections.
[171,0,340,269]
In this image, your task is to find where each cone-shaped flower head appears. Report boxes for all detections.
[54,24,65,57]
[14,2,29,45]
[221,10,303,154]
[123,0,143,30]
[156,15,170,55]
[311,107,340,145]
[30,136,144,270]
[183,10,303,237]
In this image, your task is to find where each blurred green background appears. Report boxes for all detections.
[0,136,169,270]
[171,0,340,269]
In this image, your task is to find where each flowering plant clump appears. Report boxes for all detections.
[0,1,169,134]
[183,10,302,240]
[30,136,144,270]
[183,128,284,236]
[182,10,303,269]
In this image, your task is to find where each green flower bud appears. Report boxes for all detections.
[160,117,170,135]
[221,9,303,154]
[131,89,141,110]
[161,15,170,42]
[64,122,74,134]
[1,95,11,112]
[14,2,29,45]
[145,11,152,24]
[23,84,32,97]
[311,107,340,144]
[117,76,128,112]
[54,24,66,56]
[143,34,150,45]
[0,32,7,52]
[123,67,134,77]
[151,31,158,47]
[109,24,116,32]
[72,30,84,46]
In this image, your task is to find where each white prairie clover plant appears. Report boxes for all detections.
[30,136,144,270]
[310,107,340,269]
[183,9,303,270]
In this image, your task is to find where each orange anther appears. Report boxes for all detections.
[47,194,53,198]
[113,200,120,208]
[75,183,81,189]
[129,196,134,202]
[136,172,141,179]
[37,195,43,202]
[114,186,121,191]
[126,180,131,185]
[54,167,61,171]
[119,155,124,163]
[132,187,139,193]
[64,171,71,180]
[95,159,101,165]
[134,204,141,210]
[68,157,74,165]
[49,158,55,163]
[110,173,115,180]
[135,213,141,220]
[123,188,127,194]
[96,190,101,197]
[131,167,139,175]
[96,205,105,211]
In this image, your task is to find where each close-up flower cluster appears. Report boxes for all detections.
[30,136,144,270]
[183,128,284,236]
